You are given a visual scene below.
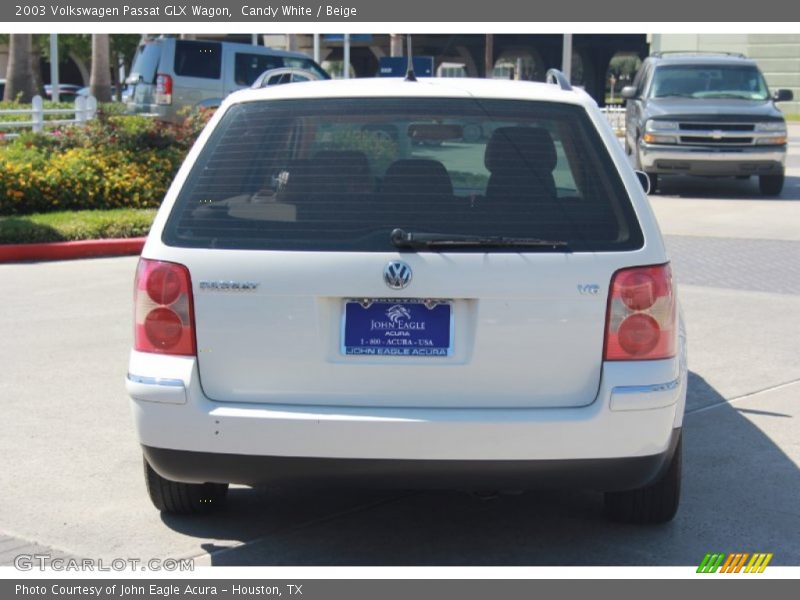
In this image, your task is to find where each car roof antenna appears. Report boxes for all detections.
[405,34,417,82]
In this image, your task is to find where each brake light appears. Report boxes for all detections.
[155,73,172,105]
[134,259,195,355]
[604,264,676,361]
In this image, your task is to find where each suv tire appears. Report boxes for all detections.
[759,174,784,196]
[144,458,228,515]
[634,138,659,194]
[604,435,681,524]
[645,172,659,194]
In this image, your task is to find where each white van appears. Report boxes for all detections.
[125,37,329,121]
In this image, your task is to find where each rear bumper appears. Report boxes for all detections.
[128,350,688,489]
[144,428,681,491]
[639,143,785,175]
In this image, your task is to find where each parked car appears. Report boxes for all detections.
[622,52,793,195]
[43,84,82,102]
[76,85,132,103]
[128,71,687,524]
[125,36,329,122]
[250,67,324,88]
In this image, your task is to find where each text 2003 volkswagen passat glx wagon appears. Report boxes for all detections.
[127,71,687,524]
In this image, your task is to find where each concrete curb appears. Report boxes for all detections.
[0,237,145,263]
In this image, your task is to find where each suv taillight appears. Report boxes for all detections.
[155,73,172,105]
[604,263,676,361]
[134,259,195,356]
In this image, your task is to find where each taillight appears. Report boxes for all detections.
[604,264,676,361]
[134,259,195,355]
[155,73,172,105]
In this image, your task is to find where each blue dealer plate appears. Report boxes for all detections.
[342,299,453,356]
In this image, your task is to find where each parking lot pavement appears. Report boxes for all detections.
[197,381,800,566]
[1,136,799,566]
[649,184,800,241]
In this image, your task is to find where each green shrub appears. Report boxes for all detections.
[0,109,208,215]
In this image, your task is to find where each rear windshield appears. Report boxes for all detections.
[282,58,330,80]
[130,42,161,84]
[163,98,643,252]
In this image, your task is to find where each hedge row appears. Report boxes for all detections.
[0,108,210,216]
[0,208,157,244]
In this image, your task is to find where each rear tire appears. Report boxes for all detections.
[634,138,658,194]
[604,435,682,525]
[144,458,228,515]
[646,172,659,194]
[759,173,784,196]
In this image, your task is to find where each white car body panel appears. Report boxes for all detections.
[144,248,666,409]
[129,351,684,460]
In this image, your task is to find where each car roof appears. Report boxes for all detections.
[145,36,313,60]
[225,77,595,107]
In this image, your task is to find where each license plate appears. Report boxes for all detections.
[342,299,453,357]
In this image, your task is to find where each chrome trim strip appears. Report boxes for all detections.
[127,374,185,388]
[639,147,785,169]
[674,129,781,146]
[612,378,680,395]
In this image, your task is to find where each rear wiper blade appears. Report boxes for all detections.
[390,228,570,250]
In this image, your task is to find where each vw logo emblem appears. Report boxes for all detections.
[383,261,412,290]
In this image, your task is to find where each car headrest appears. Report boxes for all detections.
[311,150,372,193]
[382,159,453,196]
[484,127,557,174]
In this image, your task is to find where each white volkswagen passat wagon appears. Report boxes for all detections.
[127,72,687,524]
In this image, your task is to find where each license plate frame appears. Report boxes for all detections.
[341,298,454,357]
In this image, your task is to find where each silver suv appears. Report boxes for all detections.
[623,52,793,195]
[125,36,328,122]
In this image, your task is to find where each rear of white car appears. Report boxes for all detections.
[128,76,687,524]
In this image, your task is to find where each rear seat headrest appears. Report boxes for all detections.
[484,127,557,174]
[382,159,453,196]
[313,150,370,175]
[311,150,372,193]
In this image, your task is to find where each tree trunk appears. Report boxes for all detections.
[484,34,494,79]
[110,53,121,102]
[90,34,112,102]
[3,34,35,102]
[30,40,43,101]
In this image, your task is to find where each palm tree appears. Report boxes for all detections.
[3,34,35,102]
[89,34,112,102]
